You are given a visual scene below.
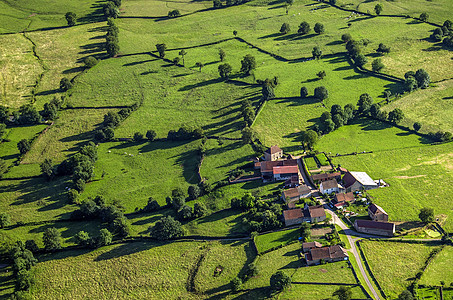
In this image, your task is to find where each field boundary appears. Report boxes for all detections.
[356,240,388,299]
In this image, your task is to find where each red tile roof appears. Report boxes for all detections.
[283,209,303,221]
[334,192,355,203]
[308,205,326,218]
[273,165,299,175]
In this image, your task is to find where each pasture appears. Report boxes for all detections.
[420,245,453,286]
[331,142,453,231]
[360,240,440,298]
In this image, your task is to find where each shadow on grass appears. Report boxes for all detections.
[94,241,162,261]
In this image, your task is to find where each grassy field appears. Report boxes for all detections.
[304,156,318,170]
[360,240,439,298]
[383,79,453,134]
[254,228,299,253]
[420,246,453,286]
[183,209,248,237]
[22,241,250,300]
[331,142,453,231]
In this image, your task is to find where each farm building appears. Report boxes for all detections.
[343,171,378,192]
[301,241,323,253]
[354,219,395,237]
[264,145,284,161]
[312,172,341,183]
[332,192,355,209]
[368,203,389,222]
[304,245,349,266]
[320,179,342,194]
[305,204,326,223]
[282,185,312,204]
[283,209,304,226]
[258,159,299,181]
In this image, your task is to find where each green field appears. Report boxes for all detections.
[360,240,439,298]
[420,246,453,286]
[304,156,319,170]
[254,228,299,253]
[331,143,453,231]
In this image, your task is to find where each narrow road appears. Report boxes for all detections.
[325,208,381,300]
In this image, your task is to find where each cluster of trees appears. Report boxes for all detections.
[241,126,257,144]
[259,77,277,101]
[168,9,181,18]
[344,36,386,70]
[319,103,355,134]
[427,130,452,143]
[103,0,121,19]
[218,54,256,79]
[65,12,77,26]
[106,18,120,57]
[164,187,209,221]
[232,194,283,232]
[167,124,205,141]
[149,215,184,240]
[404,69,431,91]
[296,21,325,35]
[212,0,249,9]
[74,228,113,248]
[95,105,139,141]
[431,20,453,49]
[71,195,130,237]
[299,85,328,101]
[241,100,255,127]
[240,54,256,76]
[10,241,38,292]
[357,93,404,124]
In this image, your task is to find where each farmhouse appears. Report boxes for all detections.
[312,172,341,183]
[332,192,355,209]
[259,159,300,181]
[343,171,378,192]
[304,245,349,266]
[283,209,304,226]
[282,185,312,204]
[264,145,284,161]
[368,203,389,222]
[354,219,395,237]
[305,204,326,223]
[302,241,322,253]
[320,179,341,194]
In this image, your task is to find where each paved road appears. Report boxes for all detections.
[325,208,381,300]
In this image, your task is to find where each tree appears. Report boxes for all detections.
[149,216,184,240]
[195,62,204,72]
[213,0,222,8]
[329,0,337,4]
[419,208,434,223]
[75,231,91,247]
[219,49,226,62]
[97,228,113,247]
[413,122,422,132]
[301,130,318,150]
[415,68,430,88]
[156,43,167,58]
[240,54,256,75]
[420,12,429,22]
[374,4,383,15]
[316,70,326,79]
[388,108,404,124]
[188,185,201,200]
[60,78,73,91]
[270,271,291,291]
[179,49,187,66]
[193,202,208,218]
[241,127,256,144]
[17,139,31,155]
[177,205,193,221]
[143,197,160,212]
[218,63,232,79]
[133,132,143,141]
[261,79,275,100]
[357,93,373,114]
[0,212,10,228]
[280,23,290,34]
[41,102,58,121]
[168,9,181,18]
[300,222,311,241]
[314,86,328,101]
[230,277,242,292]
[341,33,352,43]
[84,56,98,68]
[103,2,120,18]
[173,57,180,66]
[314,23,325,34]
[25,240,39,253]
[397,290,414,300]
[106,38,119,57]
[372,58,384,72]
[343,103,355,123]
[298,21,310,35]
[376,43,390,54]
[300,86,308,98]
[312,47,322,59]
[405,76,418,92]
[40,158,53,180]
[346,40,361,57]
[353,53,368,67]
[43,227,62,251]
[233,30,238,36]
[146,129,156,141]
[65,12,77,26]
[333,286,352,300]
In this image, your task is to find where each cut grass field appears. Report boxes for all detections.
[183,209,247,237]
[383,79,453,134]
[331,142,453,231]
[420,246,453,286]
[360,240,440,298]
[254,228,299,253]
[24,241,251,300]
[304,156,319,170]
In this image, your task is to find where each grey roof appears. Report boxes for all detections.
[349,171,378,187]
[369,203,388,215]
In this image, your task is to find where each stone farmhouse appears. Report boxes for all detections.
[354,219,395,237]
[282,185,312,205]
[312,172,341,183]
[343,171,378,192]
[264,145,283,161]
[282,204,326,226]
[368,203,389,222]
[319,179,342,194]
[303,244,349,266]
[332,192,355,209]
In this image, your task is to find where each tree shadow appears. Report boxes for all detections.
[123,59,159,67]
[35,88,61,96]
[274,96,319,107]
[326,40,343,46]
[62,66,86,74]
[94,242,161,261]
[258,32,281,39]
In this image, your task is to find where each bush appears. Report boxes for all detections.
[84,56,98,68]
[149,216,184,240]
[60,78,73,91]
[67,189,79,204]
[146,129,156,141]
[0,212,11,228]
[97,228,113,247]
[42,227,62,251]
[133,132,143,141]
